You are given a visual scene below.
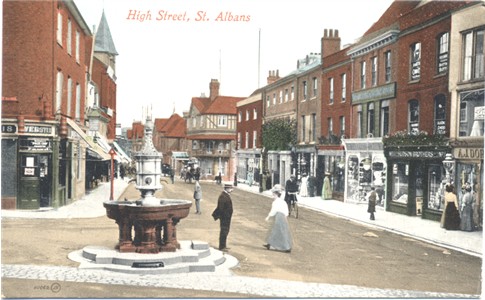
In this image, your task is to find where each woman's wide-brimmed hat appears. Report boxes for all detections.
[271,184,284,194]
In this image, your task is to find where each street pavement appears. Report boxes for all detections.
[1,178,483,298]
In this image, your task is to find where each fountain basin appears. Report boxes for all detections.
[104,199,192,253]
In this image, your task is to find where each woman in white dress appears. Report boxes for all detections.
[263,184,292,253]
[300,174,308,197]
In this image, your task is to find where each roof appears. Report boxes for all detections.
[154,118,169,132]
[160,114,186,138]
[191,96,245,115]
[362,0,419,37]
[95,11,118,55]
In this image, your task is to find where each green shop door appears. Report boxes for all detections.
[18,154,51,209]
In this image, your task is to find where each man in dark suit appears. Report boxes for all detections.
[212,183,234,251]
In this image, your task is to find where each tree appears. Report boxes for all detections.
[262,118,297,151]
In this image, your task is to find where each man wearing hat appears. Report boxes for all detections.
[284,174,298,211]
[212,183,234,251]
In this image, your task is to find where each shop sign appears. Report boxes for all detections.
[19,138,51,151]
[1,124,17,134]
[388,150,446,158]
[25,125,52,134]
[454,148,484,160]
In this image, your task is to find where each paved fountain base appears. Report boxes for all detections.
[68,240,239,275]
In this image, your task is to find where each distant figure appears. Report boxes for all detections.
[264,184,292,253]
[212,183,234,251]
[299,174,308,197]
[441,184,461,230]
[460,184,474,232]
[284,175,298,211]
[170,169,175,184]
[322,173,332,200]
[193,180,202,214]
[367,187,377,220]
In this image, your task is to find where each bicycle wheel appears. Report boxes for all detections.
[294,202,299,219]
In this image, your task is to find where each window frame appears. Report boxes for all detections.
[410,42,421,81]
[437,32,449,74]
[408,100,420,134]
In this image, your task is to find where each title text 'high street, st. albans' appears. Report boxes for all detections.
[126,10,251,22]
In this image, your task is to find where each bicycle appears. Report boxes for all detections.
[287,192,299,219]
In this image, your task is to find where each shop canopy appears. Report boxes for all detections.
[171,152,190,161]
[66,118,110,160]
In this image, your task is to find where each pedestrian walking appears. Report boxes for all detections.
[460,184,474,232]
[212,183,234,251]
[367,187,377,220]
[322,173,332,200]
[441,184,461,230]
[193,180,202,214]
[170,169,175,184]
[264,184,292,253]
[299,174,308,197]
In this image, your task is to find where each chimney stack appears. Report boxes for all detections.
[267,70,280,85]
[209,79,220,101]
[321,28,341,58]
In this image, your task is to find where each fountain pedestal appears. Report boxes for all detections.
[105,199,191,253]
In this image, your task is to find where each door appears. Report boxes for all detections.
[18,154,52,209]
[39,155,51,207]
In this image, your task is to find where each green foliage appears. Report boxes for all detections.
[383,130,449,147]
[262,118,297,151]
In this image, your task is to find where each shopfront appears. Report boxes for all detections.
[385,146,449,220]
[236,149,261,186]
[452,146,483,231]
[317,147,345,200]
[343,138,386,206]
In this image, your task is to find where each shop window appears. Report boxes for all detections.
[392,163,409,204]
[434,94,446,135]
[458,89,484,137]
[408,100,419,134]
[428,165,445,211]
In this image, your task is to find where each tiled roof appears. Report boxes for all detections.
[162,114,186,138]
[154,118,169,132]
[363,1,419,36]
[191,96,244,115]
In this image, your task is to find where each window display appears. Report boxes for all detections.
[427,165,445,210]
[392,163,409,204]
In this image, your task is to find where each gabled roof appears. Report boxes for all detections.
[95,11,118,56]
[161,114,186,138]
[127,121,144,139]
[154,118,169,132]
[191,96,244,115]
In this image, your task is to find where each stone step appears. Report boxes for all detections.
[68,240,237,275]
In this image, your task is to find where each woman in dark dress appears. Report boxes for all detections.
[442,184,461,230]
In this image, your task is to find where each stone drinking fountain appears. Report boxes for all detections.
[103,116,192,253]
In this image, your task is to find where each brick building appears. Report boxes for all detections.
[319,29,352,200]
[153,113,188,172]
[385,1,468,220]
[235,88,263,186]
[2,0,94,209]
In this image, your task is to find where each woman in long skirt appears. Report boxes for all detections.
[460,185,474,232]
[442,184,461,230]
[264,184,292,253]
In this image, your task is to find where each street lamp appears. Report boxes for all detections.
[442,153,455,184]
[109,147,116,201]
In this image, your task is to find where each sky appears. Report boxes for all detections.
[74,0,395,128]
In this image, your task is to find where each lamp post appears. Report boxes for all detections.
[109,148,116,201]
[442,153,455,184]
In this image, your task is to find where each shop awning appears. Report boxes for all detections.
[66,118,111,160]
[172,151,190,160]
[113,141,132,164]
